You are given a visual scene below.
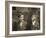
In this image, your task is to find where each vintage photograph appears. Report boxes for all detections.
[5,1,45,37]
[12,7,40,31]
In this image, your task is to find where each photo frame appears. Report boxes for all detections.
[5,1,45,37]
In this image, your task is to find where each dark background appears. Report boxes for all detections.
[12,7,40,31]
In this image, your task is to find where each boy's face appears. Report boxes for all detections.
[32,15,39,27]
[20,15,24,21]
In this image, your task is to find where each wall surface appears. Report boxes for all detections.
[0,0,46,38]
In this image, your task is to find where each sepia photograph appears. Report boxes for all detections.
[5,1,45,37]
[12,7,40,31]
[9,3,43,35]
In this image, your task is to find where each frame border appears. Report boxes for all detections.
[5,1,45,37]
